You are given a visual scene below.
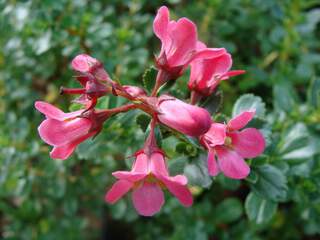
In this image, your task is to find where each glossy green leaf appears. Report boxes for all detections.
[251,164,288,202]
[232,94,266,118]
[245,192,277,224]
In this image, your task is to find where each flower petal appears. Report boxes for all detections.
[132,152,149,174]
[35,101,83,121]
[167,18,197,66]
[132,182,164,216]
[112,171,146,182]
[228,110,255,131]
[215,146,250,179]
[38,118,91,146]
[150,152,169,176]
[221,70,246,79]
[153,6,169,45]
[49,131,95,160]
[202,123,227,147]
[229,128,265,158]
[207,150,220,176]
[50,144,76,160]
[105,180,133,204]
[71,54,98,73]
[188,47,226,65]
[170,175,188,185]
[160,176,193,207]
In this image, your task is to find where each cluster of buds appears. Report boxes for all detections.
[35,6,265,216]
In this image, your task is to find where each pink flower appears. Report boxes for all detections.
[189,45,245,97]
[71,54,111,82]
[200,110,265,179]
[157,95,212,137]
[35,101,99,160]
[153,6,226,79]
[105,151,193,216]
[61,54,112,106]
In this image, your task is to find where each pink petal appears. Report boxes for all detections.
[112,171,146,182]
[167,18,197,66]
[229,128,265,158]
[202,123,227,147]
[49,131,95,160]
[215,146,250,179]
[160,176,193,207]
[187,47,226,65]
[71,54,98,73]
[105,180,133,204]
[35,101,65,119]
[207,150,220,176]
[50,144,76,160]
[35,101,83,121]
[222,70,246,79]
[170,175,188,185]
[132,152,149,174]
[38,118,91,146]
[132,182,164,216]
[210,53,232,76]
[153,6,169,45]
[228,110,256,131]
[123,85,147,98]
[150,152,169,176]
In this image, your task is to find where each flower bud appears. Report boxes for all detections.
[123,85,147,98]
[157,95,211,136]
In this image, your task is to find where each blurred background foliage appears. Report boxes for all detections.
[1,0,320,239]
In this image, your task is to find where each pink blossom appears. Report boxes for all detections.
[153,6,226,79]
[71,54,111,82]
[157,95,212,137]
[61,54,112,106]
[189,44,245,97]
[35,101,98,160]
[200,110,265,179]
[105,151,193,216]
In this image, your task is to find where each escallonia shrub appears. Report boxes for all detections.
[35,6,265,217]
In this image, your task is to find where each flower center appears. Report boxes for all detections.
[224,136,232,147]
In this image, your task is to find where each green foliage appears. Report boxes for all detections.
[1,0,320,239]
[245,192,277,224]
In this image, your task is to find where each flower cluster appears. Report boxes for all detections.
[35,6,265,216]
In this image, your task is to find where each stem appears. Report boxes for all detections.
[60,87,86,95]
[190,91,202,105]
[101,103,137,115]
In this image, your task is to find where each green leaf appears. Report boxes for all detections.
[251,164,288,202]
[136,114,151,133]
[142,66,157,94]
[279,123,308,154]
[278,123,317,161]
[246,170,259,183]
[200,90,223,114]
[214,198,243,224]
[184,154,212,188]
[245,192,277,224]
[175,142,198,157]
[232,94,266,118]
[307,77,320,108]
[273,82,299,112]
